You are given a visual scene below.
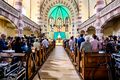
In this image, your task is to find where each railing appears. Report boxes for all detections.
[0,52,26,80]
[0,0,39,29]
[0,0,19,17]
[100,0,120,17]
[80,15,96,29]
[80,0,120,29]
[22,16,39,29]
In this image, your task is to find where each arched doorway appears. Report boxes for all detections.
[86,26,96,36]
[102,16,120,37]
[23,27,33,36]
[0,16,17,37]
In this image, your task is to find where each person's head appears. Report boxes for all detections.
[80,34,84,37]
[92,34,97,39]
[31,34,34,37]
[15,37,21,43]
[1,34,6,40]
[85,36,90,42]
[36,39,39,42]
[109,35,113,40]
[113,36,117,41]
[10,37,13,41]
[71,36,74,40]
[7,36,11,40]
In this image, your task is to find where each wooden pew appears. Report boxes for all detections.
[76,48,81,71]
[26,42,55,80]
[80,51,111,80]
[64,44,112,80]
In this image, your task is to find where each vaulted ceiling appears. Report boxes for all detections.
[39,0,79,23]
[48,4,70,20]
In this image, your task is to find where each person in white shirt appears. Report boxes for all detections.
[33,39,40,51]
[69,36,74,53]
[42,38,49,49]
[42,38,49,54]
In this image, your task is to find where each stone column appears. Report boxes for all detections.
[95,0,105,39]
[77,0,82,36]
[15,0,24,37]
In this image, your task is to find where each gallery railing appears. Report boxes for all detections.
[80,0,120,29]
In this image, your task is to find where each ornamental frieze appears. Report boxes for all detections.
[0,0,19,17]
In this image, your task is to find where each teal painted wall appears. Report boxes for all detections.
[54,32,66,40]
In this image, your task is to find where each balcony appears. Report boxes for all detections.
[0,0,39,28]
[22,16,39,29]
[80,0,120,29]
[100,0,120,17]
[0,0,19,17]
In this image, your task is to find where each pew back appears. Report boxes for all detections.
[80,51,111,80]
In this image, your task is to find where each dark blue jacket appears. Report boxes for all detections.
[77,37,85,49]
[75,38,78,44]
[0,39,7,52]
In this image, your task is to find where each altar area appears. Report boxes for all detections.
[47,4,71,45]
[54,32,66,46]
[56,38,63,45]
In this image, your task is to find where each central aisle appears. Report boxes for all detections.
[33,46,82,80]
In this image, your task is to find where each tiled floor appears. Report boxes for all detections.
[33,46,82,80]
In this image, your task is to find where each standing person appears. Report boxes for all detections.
[74,37,78,58]
[42,38,49,53]
[106,35,116,53]
[0,34,8,52]
[80,36,92,52]
[13,37,23,53]
[69,36,76,65]
[77,34,85,49]
[75,37,78,45]
[7,37,13,49]
[21,39,28,53]
[91,34,100,52]
[69,36,74,54]
[33,39,40,51]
